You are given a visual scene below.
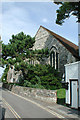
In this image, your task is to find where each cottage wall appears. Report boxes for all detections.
[78,62,80,107]
[65,61,80,108]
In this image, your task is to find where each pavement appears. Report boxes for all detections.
[17,93,80,119]
[2,89,58,118]
[47,103,80,118]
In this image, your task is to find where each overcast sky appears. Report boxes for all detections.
[2,2,78,45]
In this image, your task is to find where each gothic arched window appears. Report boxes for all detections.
[50,46,59,70]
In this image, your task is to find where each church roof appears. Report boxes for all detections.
[40,26,79,59]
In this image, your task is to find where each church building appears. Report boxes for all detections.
[7,26,79,83]
[33,26,79,77]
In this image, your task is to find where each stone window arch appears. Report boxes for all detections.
[50,46,59,70]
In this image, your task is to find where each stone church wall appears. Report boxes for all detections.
[33,27,76,76]
[7,27,77,83]
[7,65,22,83]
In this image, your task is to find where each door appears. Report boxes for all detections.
[70,80,78,109]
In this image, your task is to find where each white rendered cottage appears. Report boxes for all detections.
[65,32,80,109]
[65,61,80,109]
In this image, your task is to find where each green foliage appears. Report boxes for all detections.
[2,32,35,61]
[2,32,49,68]
[22,64,62,90]
[17,75,24,86]
[54,2,79,25]
[57,88,66,105]
[32,84,44,89]
[2,31,61,90]
[15,63,62,90]
[57,88,66,99]
[1,58,7,66]
[0,40,2,66]
[1,65,9,82]
[34,48,49,61]
[23,80,32,87]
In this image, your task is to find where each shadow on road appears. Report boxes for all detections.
[0,105,6,120]
[57,98,65,105]
[2,83,13,91]
[57,98,80,117]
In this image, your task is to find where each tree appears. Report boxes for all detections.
[2,32,49,83]
[54,2,79,25]
[0,40,2,66]
[2,32,49,66]
[23,64,62,90]
[2,32,35,60]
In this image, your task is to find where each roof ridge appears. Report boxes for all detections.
[40,25,79,59]
[40,25,78,50]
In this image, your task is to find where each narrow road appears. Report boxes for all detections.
[2,89,58,119]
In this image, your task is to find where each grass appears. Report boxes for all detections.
[57,88,66,98]
[57,88,66,105]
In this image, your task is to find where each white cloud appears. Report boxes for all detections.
[2,3,37,43]
[2,2,78,45]
[42,18,48,23]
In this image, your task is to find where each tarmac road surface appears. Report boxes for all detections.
[2,89,59,119]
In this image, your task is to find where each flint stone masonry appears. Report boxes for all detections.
[3,84,57,103]
[7,65,23,83]
[33,27,77,76]
[7,26,79,83]
[7,59,39,83]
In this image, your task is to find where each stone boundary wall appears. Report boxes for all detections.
[3,83,57,103]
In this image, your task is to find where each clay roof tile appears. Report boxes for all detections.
[40,26,79,59]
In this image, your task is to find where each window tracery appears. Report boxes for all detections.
[50,46,59,70]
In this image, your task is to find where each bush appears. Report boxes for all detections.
[57,88,66,105]
[22,64,62,90]
[1,65,9,83]
[57,88,66,99]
